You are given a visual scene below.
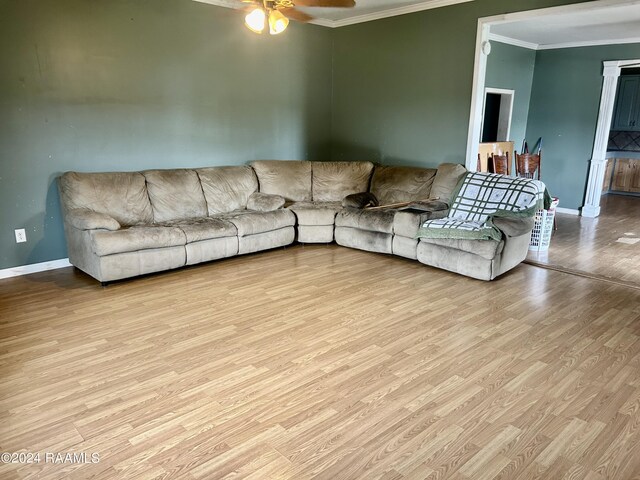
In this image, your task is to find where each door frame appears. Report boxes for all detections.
[481,87,514,142]
[465,0,640,218]
[583,59,640,217]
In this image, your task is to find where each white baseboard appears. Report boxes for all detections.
[0,258,72,280]
[555,207,580,216]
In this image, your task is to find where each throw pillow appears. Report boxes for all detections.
[247,192,286,212]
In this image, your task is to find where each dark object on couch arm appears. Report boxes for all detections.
[342,192,379,209]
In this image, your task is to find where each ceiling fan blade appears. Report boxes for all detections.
[294,0,355,7]
[280,7,313,22]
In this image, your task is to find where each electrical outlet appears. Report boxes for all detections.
[15,228,27,243]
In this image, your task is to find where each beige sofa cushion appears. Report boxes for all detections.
[58,172,153,226]
[393,211,423,238]
[335,226,393,254]
[370,166,437,205]
[144,170,208,223]
[335,209,396,234]
[172,218,237,243]
[288,202,342,226]
[297,225,335,243]
[430,163,467,204]
[250,160,312,202]
[312,161,374,202]
[420,237,504,260]
[65,208,121,231]
[91,226,186,256]
[393,203,450,238]
[197,166,258,214]
[246,192,285,212]
[223,209,296,237]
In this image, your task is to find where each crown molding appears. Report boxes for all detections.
[488,33,538,50]
[192,0,474,28]
[194,0,640,42]
[537,36,640,50]
[193,0,239,9]
[489,32,640,52]
[604,59,640,68]
[308,18,336,27]
[481,0,640,26]
[324,0,473,28]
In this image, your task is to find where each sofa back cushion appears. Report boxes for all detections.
[311,161,374,202]
[370,166,437,205]
[143,169,208,223]
[58,171,154,226]
[430,163,467,204]
[197,166,258,214]
[250,160,312,202]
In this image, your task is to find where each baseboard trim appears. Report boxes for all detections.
[555,207,580,216]
[0,258,72,280]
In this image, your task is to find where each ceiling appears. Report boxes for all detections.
[489,2,640,50]
[193,0,473,27]
[194,0,640,46]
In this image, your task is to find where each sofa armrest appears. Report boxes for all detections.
[404,200,449,218]
[493,216,535,237]
[247,192,285,212]
[342,192,379,209]
[408,199,448,210]
[420,209,449,221]
[66,208,120,231]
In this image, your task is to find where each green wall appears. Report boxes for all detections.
[331,6,475,166]
[526,43,640,209]
[485,41,536,146]
[0,0,603,270]
[330,0,589,167]
[0,0,333,270]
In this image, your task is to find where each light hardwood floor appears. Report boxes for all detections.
[1,245,640,479]
[527,194,640,287]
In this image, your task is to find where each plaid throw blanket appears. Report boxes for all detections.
[417,172,549,241]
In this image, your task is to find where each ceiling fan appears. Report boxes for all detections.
[242,0,356,35]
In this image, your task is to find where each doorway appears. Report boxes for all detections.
[464,0,640,288]
[481,88,514,143]
[582,59,640,216]
[465,0,640,198]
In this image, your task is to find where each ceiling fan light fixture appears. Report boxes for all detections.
[268,9,289,35]
[245,8,266,34]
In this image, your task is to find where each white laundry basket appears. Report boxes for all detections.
[529,197,559,252]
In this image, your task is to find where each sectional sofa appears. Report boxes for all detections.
[58,160,535,283]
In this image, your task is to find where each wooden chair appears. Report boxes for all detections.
[489,152,510,175]
[477,152,491,172]
[515,152,541,180]
[478,142,515,173]
[515,151,555,230]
